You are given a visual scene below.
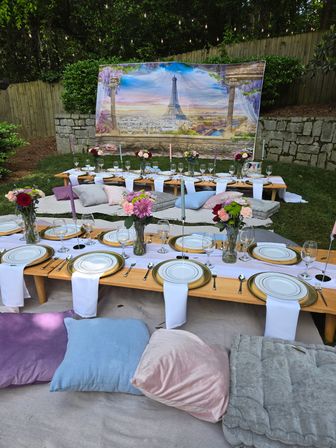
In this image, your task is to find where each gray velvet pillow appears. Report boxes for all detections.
[72,184,108,207]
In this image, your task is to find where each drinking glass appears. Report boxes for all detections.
[125,160,131,172]
[200,163,206,175]
[153,161,159,172]
[239,227,255,262]
[299,241,318,280]
[208,162,214,175]
[242,164,249,178]
[73,157,79,170]
[117,227,130,259]
[178,162,184,176]
[53,218,69,253]
[81,213,96,245]
[157,220,170,254]
[145,161,151,173]
[113,161,119,171]
[15,211,25,241]
[229,164,235,176]
[170,163,176,175]
[266,164,272,180]
[98,158,104,172]
[202,233,215,268]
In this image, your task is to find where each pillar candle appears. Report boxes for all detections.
[261,140,265,161]
[180,178,186,221]
[332,220,336,238]
[169,144,172,163]
[119,144,123,163]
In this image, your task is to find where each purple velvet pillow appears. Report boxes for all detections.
[0,310,74,388]
[52,186,78,201]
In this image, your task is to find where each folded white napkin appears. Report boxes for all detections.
[216,179,228,194]
[0,263,31,307]
[154,177,165,192]
[125,177,134,192]
[163,281,188,329]
[69,174,80,186]
[252,180,263,200]
[264,295,300,341]
[283,192,308,203]
[71,271,101,318]
[185,179,196,194]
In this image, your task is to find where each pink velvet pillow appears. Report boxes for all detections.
[103,185,127,205]
[202,191,243,209]
[132,329,230,423]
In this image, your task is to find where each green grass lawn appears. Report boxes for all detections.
[0,153,335,249]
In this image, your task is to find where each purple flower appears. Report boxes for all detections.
[133,198,153,219]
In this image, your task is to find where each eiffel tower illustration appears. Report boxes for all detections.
[164,75,187,120]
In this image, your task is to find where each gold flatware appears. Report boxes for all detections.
[315,284,327,307]
[56,255,72,272]
[41,257,59,270]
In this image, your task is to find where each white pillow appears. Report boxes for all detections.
[72,184,108,207]
[103,185,127,205]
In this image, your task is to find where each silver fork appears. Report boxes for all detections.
[123,262,136,278]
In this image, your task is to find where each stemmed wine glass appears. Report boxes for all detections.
[178,162,184,177]
[208,162,214,176]
[239,227,255,262]
[157,220,170,254]
[85,159,91,172]
[170,163,176,175]
[299,241,318,280]
[202,233,215,268]
[125,160,131,172]
[152,161,159,172]
[200,163,206,176]
[98,158,104,172]
[53,218,69,253]
[229,164,235,177]
[113,161,119,171]
[73,157,80,170]
[266,164,272,181]
[81,213,96,245]
[117,227,130,259]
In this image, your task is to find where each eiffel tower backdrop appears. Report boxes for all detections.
[164,76,187,120]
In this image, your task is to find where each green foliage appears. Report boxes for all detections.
[206,55,304,109]
[309,25,336,73]
[0,122,26,177]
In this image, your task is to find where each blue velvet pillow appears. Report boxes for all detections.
[175,191,215,210]
[50,318,149,395]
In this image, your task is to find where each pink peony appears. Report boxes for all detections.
[133,198,153,219]
[138,150,144,157]
[143,152,149,159]
[218,209,230,222]
[123,202,134,215]
[5,191,16,202]
[240,206,252,219]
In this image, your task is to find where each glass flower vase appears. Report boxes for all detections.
[140,160,146,176]
[188,160,195,176]
[133,221,146,256]
[236,163,243,180]
[222,226,239,263]
[22,209,40,244]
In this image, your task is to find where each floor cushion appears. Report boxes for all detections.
[72,184,108,207]
[103,185,127,205]
[175,191,215,210]
[50,318,150,394]
[151,191,176,212]
[52,186,79,201]
[223,334,336,448]
[132,329,230,423]
[249,198,280,220]
[0,310,74,388]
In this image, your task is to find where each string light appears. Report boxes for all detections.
[65,35,68,40]
[286,28,289,32]
[205,24,208,29]
[130,39,133,44]
[144,12,147,18]
[189,39,192,43]
[233,27,236,31]
[178,19,181,25]
[98,37,102,42]
[160,38,164,43]
[267,33,270,37]
[28,32,32,38]
[105,4,108,9]
[261,28,264,32]
[216,37,220,41]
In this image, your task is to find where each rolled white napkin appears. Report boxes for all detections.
[71,271,101,318]
[0,263,31,307]
[154,177,165,192]
[264,295,300,341]
[252,180,263,200]
[185,179,196,194]
[125,177,134,192]
[163,281,188,329]
[69,174,80,186]
[216,179,228,194]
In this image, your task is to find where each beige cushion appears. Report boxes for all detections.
[103,185,127,205]
[132,329,230,423]
[202,191,243,209]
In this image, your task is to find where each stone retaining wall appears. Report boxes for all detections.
[55,114,336,169]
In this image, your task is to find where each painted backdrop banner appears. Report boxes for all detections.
[95,61,265,146]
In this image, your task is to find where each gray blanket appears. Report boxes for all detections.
[223,335,336,448]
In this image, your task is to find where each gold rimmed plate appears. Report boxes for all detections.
[40,224,84,241]
[0,221,22,236]
[152,258,211,290]
[168,234,210,254]
[0,244,54,267]
[248,243,301,265]
[68,250,124,278]
[98,230,135,247]
[247,272,317,308]
[245,180,272,186]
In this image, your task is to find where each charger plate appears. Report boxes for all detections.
[0,221,22,236]
[68,251,124,278]
[169,234,212,254]
[246,180,272,186]
[40,224,84,241]
[1,244,54,267]
[152,259,211,289]
[98,229,135,247]
[248,243,301,265]
[247,272,317,307]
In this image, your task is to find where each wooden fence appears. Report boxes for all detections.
[0,81,64,138]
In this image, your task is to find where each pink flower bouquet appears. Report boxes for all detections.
[212,197,252,231]
[122,190,155,228]
[234,149,252,163]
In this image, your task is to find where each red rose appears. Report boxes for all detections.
[148,151,152,158]
[212,203,222,215]
[16,192,32,207]
[213,216,220,222]
[235,153,242,161]
[90,148,98,157]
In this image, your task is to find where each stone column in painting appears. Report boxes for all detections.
[109,77,120,135]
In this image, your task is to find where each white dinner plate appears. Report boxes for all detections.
[44,224,81,238]
[175,234,211,251]
[158,259,203,284]
[72,252,118,275]
[103,229,135,245]
[107,168,123,173]
[254,272,307,301]
[216,172,232,177]
[2,245,47,265]
[161,171,172,176]
[81,166,95,171]
[0,221,21,233]
[253,245,297,262]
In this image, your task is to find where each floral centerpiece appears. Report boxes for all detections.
[5,187,45,244]
[184,150,199,175]
[122,190,155,255]
[234,149,252,179]
[135,150,152,175]
[212,197,252,263]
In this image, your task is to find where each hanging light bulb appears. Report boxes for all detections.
[286,28,289,32]
[216,37,220,41]
[189,39,192,43]
[178,19,181,25]
[144,12,147,18]
[130,39,134,44]
[261,28,264,33]
[105,4,108,9]
[233,27,236,31]
[99,37,102,42]
[161,38,164,43]
[28,32,32,38]
[267,33,270,37]
[65,35,68,40]
[242,36,245,40]
[205,23,208,29]
[191,18,194,22]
